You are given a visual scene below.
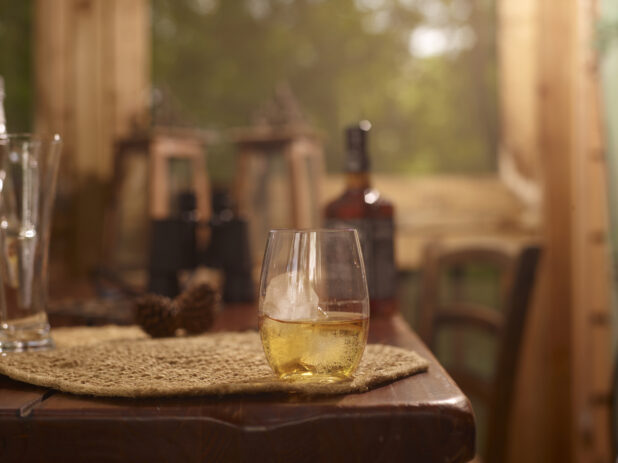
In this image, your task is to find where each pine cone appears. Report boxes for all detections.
[176,283,219,334]
[135,294,179,338]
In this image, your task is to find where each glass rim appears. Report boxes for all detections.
[0,133,62,144]
[268,228,359,234]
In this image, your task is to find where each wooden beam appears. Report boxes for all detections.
[34,0,150,272]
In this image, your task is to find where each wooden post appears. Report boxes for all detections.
[571,1,612,461]
[34,0,150,272]
[500,0,612,462]
[537,2,577,461]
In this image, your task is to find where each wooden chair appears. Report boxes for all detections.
[418,240,541,463]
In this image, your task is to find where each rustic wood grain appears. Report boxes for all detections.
[0,377,50,418]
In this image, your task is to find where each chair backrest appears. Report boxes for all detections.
[419,240,541,463]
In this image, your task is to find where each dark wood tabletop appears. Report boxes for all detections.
[0,304,475,463]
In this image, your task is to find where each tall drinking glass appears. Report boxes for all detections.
[259,229,370,382]
[0,134,62,352]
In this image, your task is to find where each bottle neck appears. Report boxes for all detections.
[344,123,371,189]
[345,171,371,190]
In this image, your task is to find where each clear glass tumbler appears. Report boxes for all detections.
[259,229,370,382]
[0,134,62,352]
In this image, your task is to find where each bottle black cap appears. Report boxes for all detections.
[345,120,371,172]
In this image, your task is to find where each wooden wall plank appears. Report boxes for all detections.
[34,0,150,272]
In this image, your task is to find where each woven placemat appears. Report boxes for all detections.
[0,326,429,397]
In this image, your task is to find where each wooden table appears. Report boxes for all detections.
[0,305,475,462]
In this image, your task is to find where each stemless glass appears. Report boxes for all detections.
[258,229,370,383]
[0,134,62,352]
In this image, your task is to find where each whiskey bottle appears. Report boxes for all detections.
[324,121,397,316]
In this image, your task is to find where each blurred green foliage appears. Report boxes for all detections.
[0,0,33,132]
[0,0,497,176]
[152,0,497,177]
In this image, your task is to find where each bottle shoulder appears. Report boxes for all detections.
[324,187,394,219]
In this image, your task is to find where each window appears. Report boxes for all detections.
[152,0,497,180]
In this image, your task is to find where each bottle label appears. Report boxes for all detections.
[325,218,395,300]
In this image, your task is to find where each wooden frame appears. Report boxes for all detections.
[103,129,211,282]
[232,125,324,271]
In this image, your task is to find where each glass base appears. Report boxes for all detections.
[0,335,54,353]
[279,371,352,384]
[0,321,55,353]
